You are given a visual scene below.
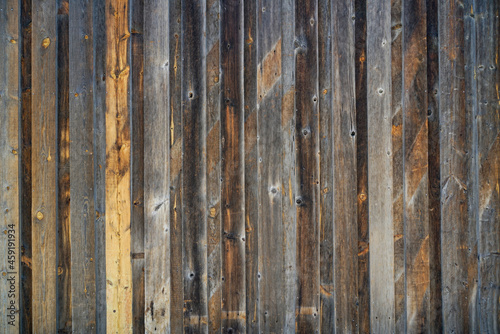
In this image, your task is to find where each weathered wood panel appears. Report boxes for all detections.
[1,1,499,332]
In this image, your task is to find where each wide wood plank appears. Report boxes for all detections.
[31,0,58,330]
[105,0,133,330]
[0,0,20,331]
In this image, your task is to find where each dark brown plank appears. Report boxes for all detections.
[367,0,395,331]
[295,0,320,332]
[69,0,97,330]
[476,0,500,331]
[332,0,358,331]
[31,0,58,330]
[221,0,246,331]
[403,0,430,331]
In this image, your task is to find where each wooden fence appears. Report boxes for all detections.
[0,0,499,332]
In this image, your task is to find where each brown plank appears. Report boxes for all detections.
[295,0,320,332]
[332,0,358,331]
[69,0,97,330]
[367,0,395,331]
[0,0,20,331]
[182,0,208,332]
[105,0,133,330]
[221,0,246,331]
[31,0,58,330]
[476,0,500,331]
[403,0,430,331]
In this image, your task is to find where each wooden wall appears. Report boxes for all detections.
[0,0,499,332]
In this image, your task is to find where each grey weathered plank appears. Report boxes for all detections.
[221,0,246,331]
[367,0,395,332]
[182,0,208,332]
[0,0,20,331]
[69,0,97,331]
[31,0,58,330]
[295,0,320,332]
[332,0,358,331]
[143,0,170,332]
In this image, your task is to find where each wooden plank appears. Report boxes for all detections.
[403,0,430,330]
[475,0,500,331]
[20,0,33,331]
[295,0,320,332]
[169,0,184,331]
[31,0,58,330]
[206,0,222,333]
[354,0,369,332]
[105,0,133,331]
[56,0,71,332]
[281,0,297,331]
[243,0,258,332]
[332,0,358,331]
[318,0,334,331]
[92,0,108,331]
[182,0,208,332]
[366,0,395,331]
[69,0,97,330]
[257,0,284,332]
[220,0,246,331]
[130,0,145,331]
[390,0,405,331]
[0,0,20,331]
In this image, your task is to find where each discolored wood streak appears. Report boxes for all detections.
[0,0,20,332]
[221,0,246,332]
[403,0,430,331]
[31,0,58,331]
[105,0,133,331]
[295,1,320,332]
[144,0,170,332]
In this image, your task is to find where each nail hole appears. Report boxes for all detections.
[351,131,356,137]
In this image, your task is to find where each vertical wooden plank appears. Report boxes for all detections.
[169,0,184,330]
[332,0,358,331]
[92,0,108,330]
[354,0,369,331]
[105,0,132,330]
[390,0,405,331]
[0,0,20,331]
[426,0,441,331]
[220,0,246,331]
[31,0,58,330]
[243,0,258,331]
[257,0,284,332]
[69,0,97,331]
[476,0,500,331]
[207,0,222,332]
[403,0,430,330]
[438,0,471,331]
[367,0,395,331]
[20,0,33,331]
[182,0,208,332]
[318,0,334,331]
[281,0,297,331]
[143,0,170,331]
[295,1,320,332]
[130,0,145,331]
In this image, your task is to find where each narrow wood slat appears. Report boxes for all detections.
[403,0,431,330]
[0,0,20,331]
[69,0,96,330]
[367,0,395,331]
[105,0,133,330]
[332,0,358,331]
[31,0,58,330]
[221,0,246,331]
[476,0,500,331]
[295,1,320,332]
[143,0,170,332]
